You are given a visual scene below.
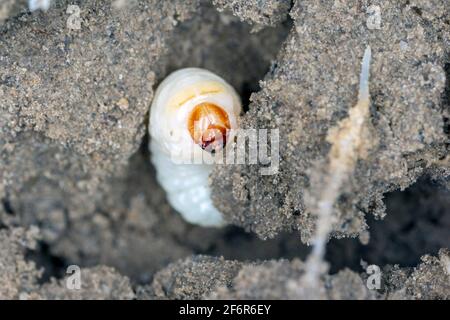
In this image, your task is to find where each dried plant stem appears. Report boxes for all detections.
[302,46,372,291]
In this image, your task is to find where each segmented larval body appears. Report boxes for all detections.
[149,68,241,227]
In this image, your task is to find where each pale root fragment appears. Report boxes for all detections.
[302,46,375,294]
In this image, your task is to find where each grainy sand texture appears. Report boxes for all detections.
[0,0,448,300]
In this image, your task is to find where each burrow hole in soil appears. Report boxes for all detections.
[326,177,450,274]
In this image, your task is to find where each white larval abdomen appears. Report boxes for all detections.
[150,141,224,227]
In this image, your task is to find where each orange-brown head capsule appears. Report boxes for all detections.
[188,102,231,153]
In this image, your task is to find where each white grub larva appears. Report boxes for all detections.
[149,68,242,227]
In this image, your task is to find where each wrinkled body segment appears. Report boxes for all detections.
[149,68,241,226]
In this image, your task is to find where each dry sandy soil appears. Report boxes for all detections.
[0,0,449,299]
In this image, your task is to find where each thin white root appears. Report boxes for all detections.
[359,46,372,101]
[28,0,51,12]
[302,46,372,294]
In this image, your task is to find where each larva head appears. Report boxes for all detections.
[188,102,231,153]
[150,68,241,162]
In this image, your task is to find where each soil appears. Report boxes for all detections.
[0,0,448,299]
